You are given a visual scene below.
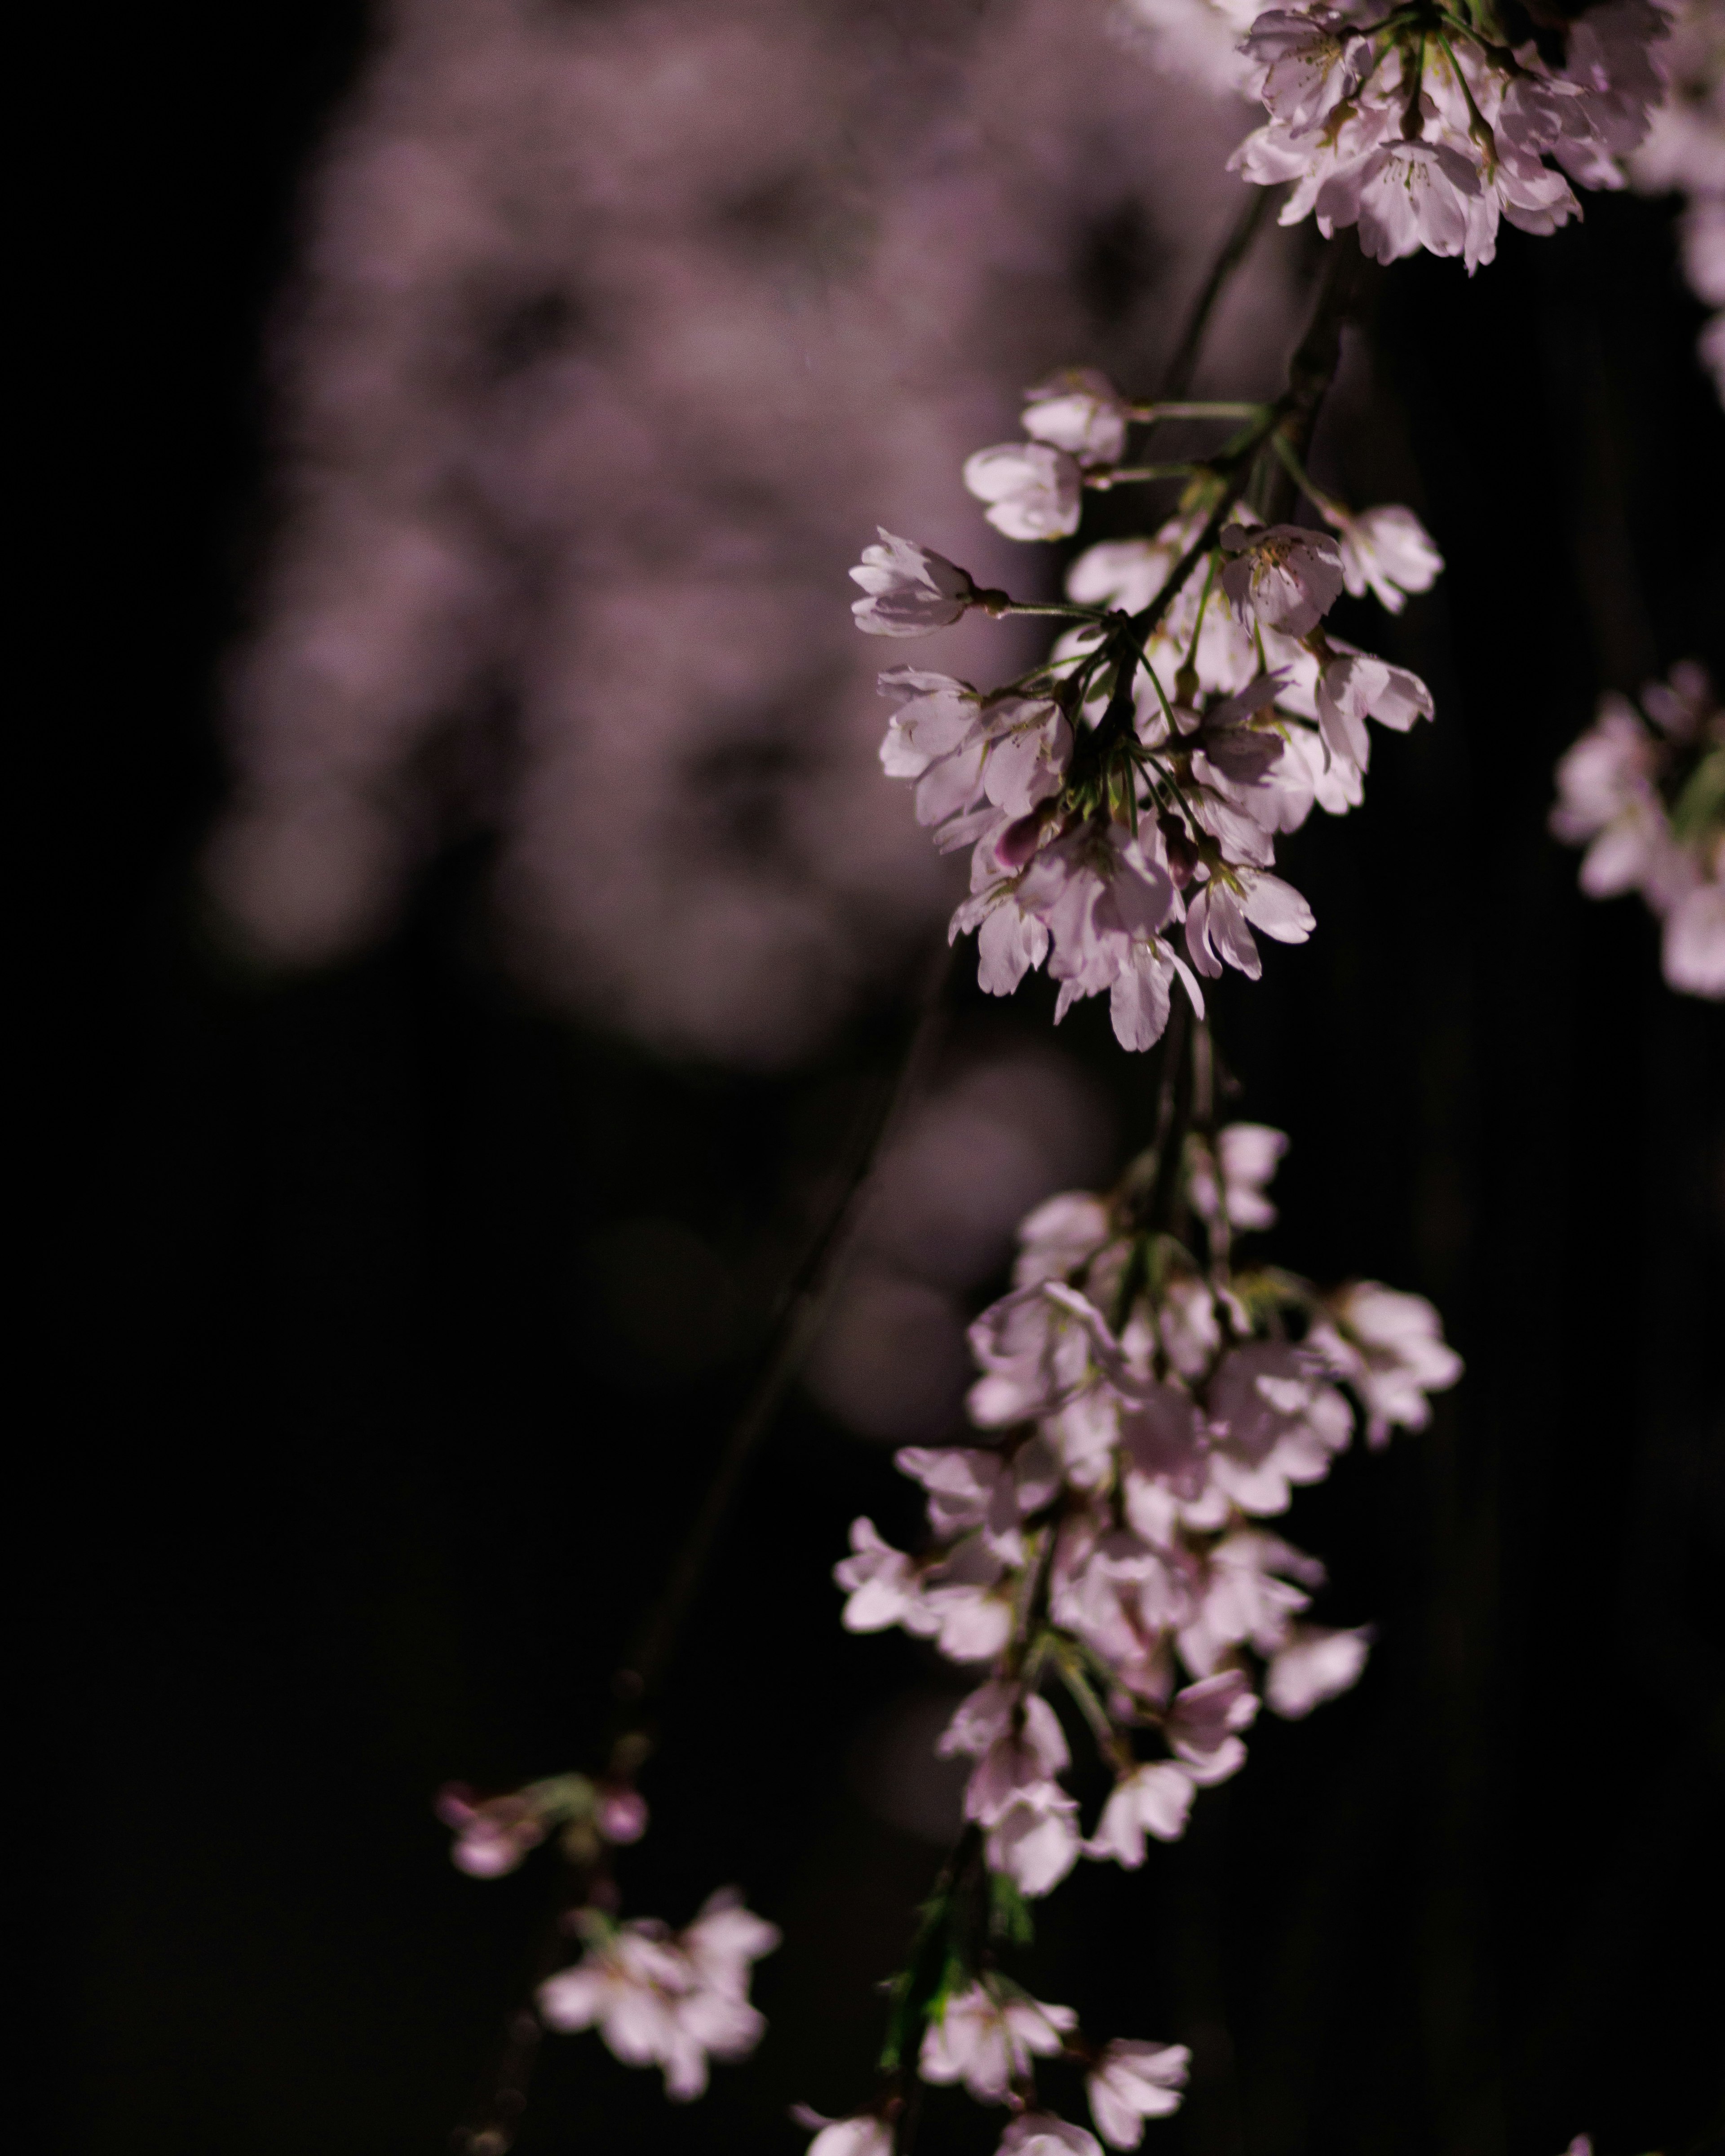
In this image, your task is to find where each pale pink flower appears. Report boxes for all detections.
[835,1517,938,1635]
[1177,1529,1325,1676]
[682,1888,783,2000]
[1163,1670,1260,1785]
[851,530,979,636]
[1011,1191,1116,1289]
[1240,8,1370,129]
[1318,141,1482,267]
[1085,2040,1191,2147]
[923,1537,1019,1661]
[1325,504,1443,614]
[538,1891,777,2102]
[1083,1761,1196,1865]
[435,1785,547,1877]
[920,1981,1077,2102]
[986,1782,1084,1894]
[1663,875,1725,997]
[1022,823,1180,1016]
[1184,870,1314,981]
[964,442,1084,542]
[1204,1342,1353,1514]
[1189,1121,1288,1233]
[895,1446,1015,1549]
[967,1280,1122,1429]
[1219,522,1344,636]
[1109,936,1204,1053]
[1315,651,1434,770]
[1022,368,1130,466]
[1309,1281,1462,1445]
[1265,1623,1374,1717]
[803,2117,894,2156]
[1051,1520,1195,1680]
[999,2113,1105,2156]
[960,1695,1074,1825]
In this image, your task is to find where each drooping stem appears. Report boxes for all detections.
[451,941,953,2155]
[615,942,952,1709]
[1156,185,1277,404]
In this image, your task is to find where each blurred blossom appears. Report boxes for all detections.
[807,1038,1114,1440]
[208,0,1296,1064]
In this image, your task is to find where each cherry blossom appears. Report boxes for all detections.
[1022,368,1131,467]
[1265,1623,1375,1717]
[965,442,1085,541]
[1085,2041,1192,2149]
[920,1982,1078,2102]
[1309,1281,1465,1445]
[1084,1761,1197,1865]
[1551,662,1725,998]
[802,2117,894,2156]
[538,1891,779,2101]
[1323,503,1443,614]
[836,1517,939,1635]
[435,1785,549,1877]
[1229,0,1669,272]
[851,530,983,636]
[986,1782,1085,1894]
[999,2115,1105,2156]
[1219,521,1344,634]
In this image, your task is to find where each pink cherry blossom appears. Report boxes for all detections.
[435,1784,548,1877]
[1184,870,1314,981]
[961,1694,1074,1825]
[1084,1760,1196,1865]
[1085,2040,1191,2147]
[1663,875,1725,997]
[1309,1281,1463,1445]
[1164,1670,1260,1785]
[1022,368,1130,467]
[920,1981,1077,2102]
[1240,9,1370,130]
[1219,522,1345,635]
[851,530,979,636]
[835,1518,938,1635]
[1325,504,1443,614]
[538,1891,778,2102]
[999,2113,1105,2156]
[802,2117,894,2156]
[986,1782,1084,1894]
[1265,1623,1374,1717]
[964,442,1084,541]
[1188,1121,1288,1233]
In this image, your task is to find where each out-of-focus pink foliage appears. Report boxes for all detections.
[210,0,1296,1064]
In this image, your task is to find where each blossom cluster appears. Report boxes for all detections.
[1550,659,1725,998]
[538,1891,781,2101]
[821,1121,1459,2148]
[436,1769,779,2101]
[805,1994,1190,2156]
[854,368,1442,1052]
[1627,0,1725,399]
[1228,0,1669,272]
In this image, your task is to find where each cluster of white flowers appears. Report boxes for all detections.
[816,1123,1458,2148]
[1627,0,1725,398]
[1228,0,1670,271]
[855,372,1442,1054]
[538,1891,780,2100]
[1551,659,1725,998]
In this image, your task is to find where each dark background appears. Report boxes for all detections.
[31,5,1725,2154]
